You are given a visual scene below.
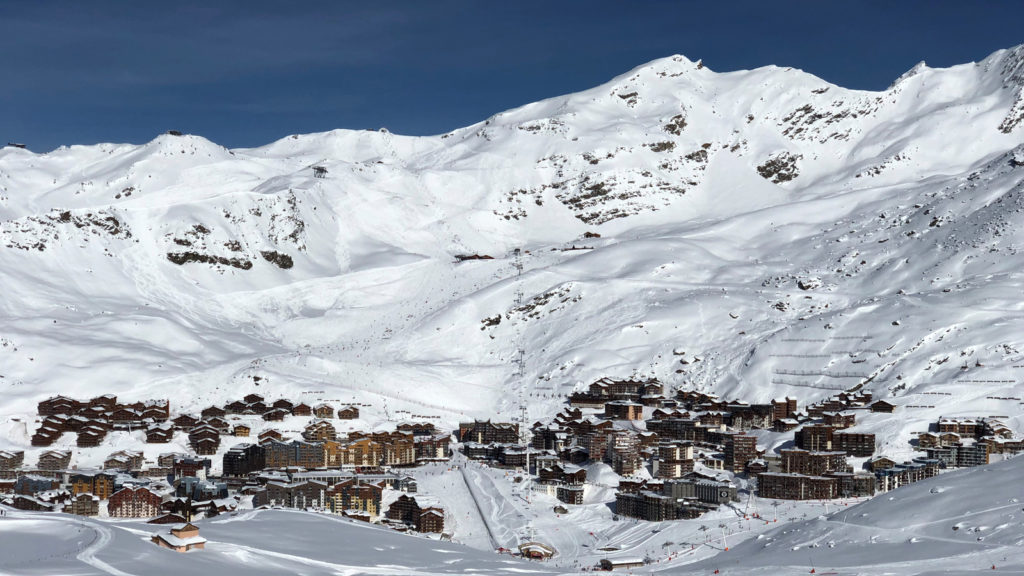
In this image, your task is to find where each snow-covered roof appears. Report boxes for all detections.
[154,532,207,547]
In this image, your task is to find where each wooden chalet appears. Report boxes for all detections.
[151,523,206,552]
[192,437,220,456]
[313,403,335,419]
[0,450,25,471]
[200,406,226,419]
[263,408,289,422]
[67,493,100,516]
[88,394,117,411]
[418,507,445,533]
[337,405,359,420]
[823,411,856,429]
[385,494,445,533]
[173,414,200,430]
[868,455,898,471]
[605,401,643,421]
[206,416,230,432]
[225,400,248,414]
[538,463,586,485]
[107,450,144,470]
[77,426,108,447]
[103,456,131,471]
[38,395,80,416]
[291,403,312,417]
[773,418,800,432]
[146,423,174,443]
[157,452,187,467]
[40,414,71,432]
[244,394,265,404]
[397,422,439,436]
[414,434,451,461]
[232,424,251,437]
[148,513,187,525]
[189,426,221,455]
[11,495,55,512]
[81,405,110,420]
[258,429,284,442]
[109,407,142,426]
[31,427,61,447]
[870,400,897,413]
[140,399,171,421]
[272,399,294,411]
[172,456,211,479]
[458,420,519,444]
[302,420,337,442]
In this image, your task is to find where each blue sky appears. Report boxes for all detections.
[2,1,1022,151]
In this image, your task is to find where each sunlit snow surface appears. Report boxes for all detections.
[1,47,1024,574]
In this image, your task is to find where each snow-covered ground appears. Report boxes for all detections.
[1,46,1024,573]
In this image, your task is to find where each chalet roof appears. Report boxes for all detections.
[43,394,75,402]
[154,532,207,547]
[111,485,157,497]
[17,473,55,482]
[603,557,646,566]
[519,542,555,555]
[407,494,441,508]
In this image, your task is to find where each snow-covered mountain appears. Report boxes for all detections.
[2,45,1024,463]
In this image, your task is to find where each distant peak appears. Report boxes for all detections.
[627,53,706,80]
[890,61,929,89]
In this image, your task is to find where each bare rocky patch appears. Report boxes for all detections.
[260,250,294,269]
[757,152,803,184]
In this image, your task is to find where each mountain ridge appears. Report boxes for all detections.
[0,46,1023,468]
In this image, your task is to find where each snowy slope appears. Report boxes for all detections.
[1,46,1024,471]
[686,451,1024,575]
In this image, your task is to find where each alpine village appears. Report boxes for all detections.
[2,371,1020,568]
